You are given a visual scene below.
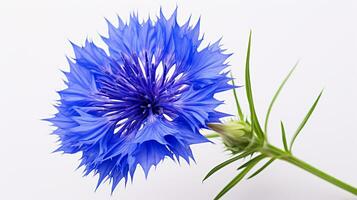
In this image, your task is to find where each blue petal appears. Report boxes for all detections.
[48,9,233,192]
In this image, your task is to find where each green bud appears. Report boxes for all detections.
[208,120,255,154]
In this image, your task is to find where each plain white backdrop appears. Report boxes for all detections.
[0,0,357,199]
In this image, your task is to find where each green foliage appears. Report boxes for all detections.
[237,154,266,170]
[280,121,289,152]
[214,154,263,200]
[203,150,256,182]
[204,32,342,200]
[289,90,323,151]
[264,62,298,135]
[247,158,275,179]
[231,73,244,120]
[245,31,265,141]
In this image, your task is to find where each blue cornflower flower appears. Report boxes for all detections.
[48,9,232,191]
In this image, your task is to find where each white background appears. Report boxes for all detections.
[1,0,357,199]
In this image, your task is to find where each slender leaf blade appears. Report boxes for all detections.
[280,121,289,152]
[244,31,264,139]
[231,73,244,120]
[247,158,275,179]
[214,155,262,200]
[203,150,255,181]
[289,90,324,151]
[264,62,298,134]
[237,154,265,170]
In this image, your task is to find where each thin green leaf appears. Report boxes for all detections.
[214,154,262,200]
[231,73,244,120]
[264,62,298,134]
[203,150,255,181]
[280,121,289,152]
[247,158,275,179]
[289,90,324,151]
[237,154,265,170]
[245,31,264,139]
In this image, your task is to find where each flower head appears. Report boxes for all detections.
[48,9,232,191]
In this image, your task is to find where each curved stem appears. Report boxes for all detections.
[284,155,357,195]
[264,145,357,196]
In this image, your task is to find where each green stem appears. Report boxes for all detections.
[264,145,357,196]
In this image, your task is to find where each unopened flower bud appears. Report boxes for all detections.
[208,120,254,154]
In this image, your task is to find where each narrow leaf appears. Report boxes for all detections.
[237,154,265,170]
[214,154,262,200]
[231,73,244,120]
[289,90,323,151]
[264,62,298,134]
[247,158,275,179]
[280,121,289,152]
[203,150,255,181]
[244,31,264,139]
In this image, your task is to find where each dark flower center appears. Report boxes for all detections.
[140,95,163,115]
[96,54,187,135]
